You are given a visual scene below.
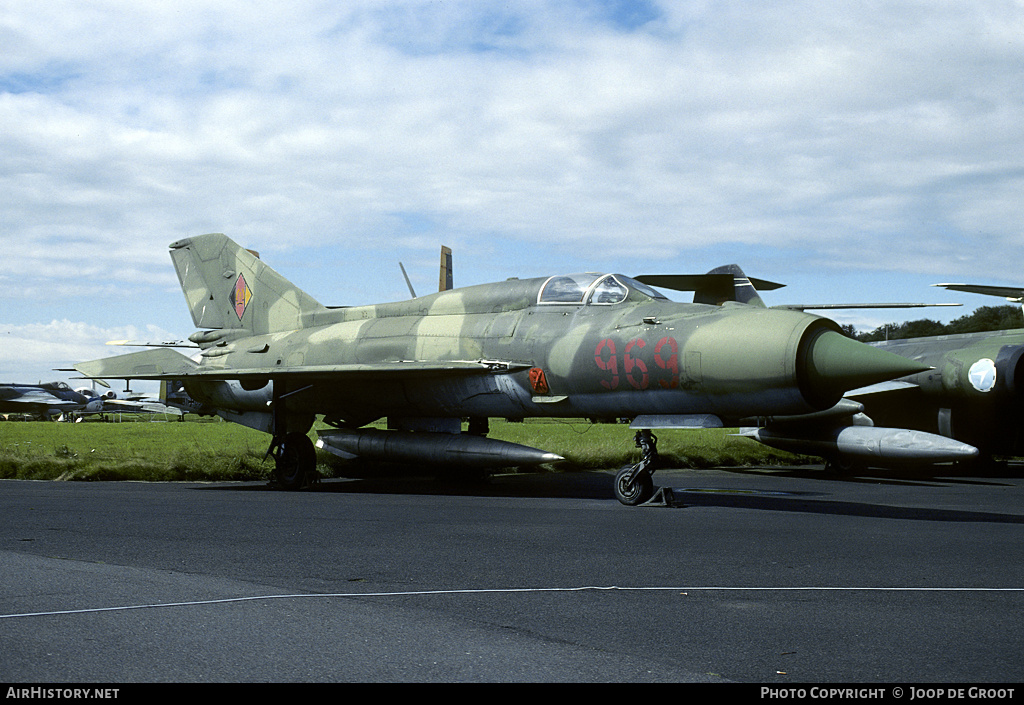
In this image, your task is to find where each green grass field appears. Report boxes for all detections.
[488,418,806,469]
[0,417,810,482]
[0,418,273,482]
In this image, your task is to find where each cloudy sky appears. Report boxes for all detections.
[3,0,1024,384]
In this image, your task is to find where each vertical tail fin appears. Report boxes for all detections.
[169,233,323,334]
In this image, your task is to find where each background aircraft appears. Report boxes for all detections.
[71,382,185,420]
[75,233,930,504]
[742,282,1024,471]
[0,382,103,421]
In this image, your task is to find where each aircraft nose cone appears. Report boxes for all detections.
[800,329,929,407]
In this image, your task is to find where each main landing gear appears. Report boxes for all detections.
[267,380,318,490]
[270,432,318,490]
[614,429,659,506]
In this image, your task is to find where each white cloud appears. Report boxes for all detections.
[0,319,180,382]
[0,0,1023,363]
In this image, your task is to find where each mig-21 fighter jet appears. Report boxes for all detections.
[75,233,931,504]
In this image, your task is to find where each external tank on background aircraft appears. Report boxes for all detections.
[75,234,930,504]
[852,329,1024,464]
[738,280,1024,472]
[737,400,979,472]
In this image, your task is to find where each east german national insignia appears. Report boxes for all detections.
[230,273,252,320]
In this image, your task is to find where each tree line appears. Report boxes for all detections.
[840,305,1024,342]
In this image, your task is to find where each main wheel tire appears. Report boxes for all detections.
[614,465,654,506]
[275,432,317,490]
[824,455,860,476]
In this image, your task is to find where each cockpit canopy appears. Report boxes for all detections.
[537,273,668,305]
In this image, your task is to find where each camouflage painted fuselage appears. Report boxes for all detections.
[186,275,841,428]
[78,233,928,445]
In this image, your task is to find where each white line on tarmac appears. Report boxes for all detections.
[2,585,1023,620]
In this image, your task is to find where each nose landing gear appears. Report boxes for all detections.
[614,429,659,506]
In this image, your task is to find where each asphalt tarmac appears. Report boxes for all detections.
[1,464,1023,684]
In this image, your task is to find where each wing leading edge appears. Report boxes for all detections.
[74,348,530,383]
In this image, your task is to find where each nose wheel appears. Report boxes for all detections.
[614,430,658,506]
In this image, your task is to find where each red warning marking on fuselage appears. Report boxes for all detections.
[529,367,550,394]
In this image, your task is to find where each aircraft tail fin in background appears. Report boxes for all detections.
[933,283,1024,315]
[693,264,777,307]
[933,283,1024,301]
[400,245,453,298]
[636,265,784,309]
[169,233,325,335]
[638,266,960,312]
[439,245,453,292]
